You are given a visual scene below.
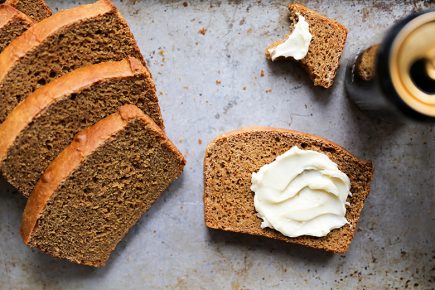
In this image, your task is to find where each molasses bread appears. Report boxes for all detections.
[5,0,52,21]
[0,57,163,197]
[21,105,186,267]
[355,44,380,81]
[0,0,146,123]
[266,4,348,88]
[204,127,373,254]
[0,4,33,53]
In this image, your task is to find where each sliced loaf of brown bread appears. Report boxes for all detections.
[0,0,145,123]
[204,127,373,254]
[0,4,34,53]
[21,105,186,267]
[5,0,52,21]
[266,4,348,88]
[0,57,163,197]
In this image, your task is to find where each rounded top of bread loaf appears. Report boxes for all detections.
[206,126,358,161]
[0,57,150,164]
[21,104,184,244]
[0,4,34,27]
[0,0,116,82]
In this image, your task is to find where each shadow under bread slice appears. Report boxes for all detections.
[204,127,373,254]
[0,57,163,197]
[0,4,34,53]
[5,0,52,22]
[0,0,145,123]
[21,104,186,267]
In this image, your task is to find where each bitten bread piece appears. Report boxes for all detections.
[0,0,146,123]
[21,105,186,267]
[0,4,34,53]
[0,57,163,197]
[204,127,373,254]
[266,4,348,88]
[5,0,52,21]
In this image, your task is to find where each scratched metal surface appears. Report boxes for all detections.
[0,0,434,289]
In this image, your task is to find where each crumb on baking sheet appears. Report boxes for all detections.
[198,138,202,145]
[260,69,265,77]
[265,88,272,93]
[215,80,221,85]
[199,27,207,35]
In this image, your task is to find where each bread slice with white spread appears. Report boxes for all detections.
[204,127,373,254]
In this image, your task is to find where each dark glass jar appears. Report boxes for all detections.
[345,9,435,123]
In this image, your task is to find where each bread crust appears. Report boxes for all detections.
[5,0,52,21]
[204,127,373,254]
[0,0,116,82]
[0,4,34,27]
[0,57,162,168]
[21,105,186,252]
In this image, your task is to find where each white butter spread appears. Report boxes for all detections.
[251,146,351,238]
[268,13,312,61]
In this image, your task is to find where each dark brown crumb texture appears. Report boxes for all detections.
[0,11,145,123]
[0,15,31,53]
[27,120,185,267]
[204,128,373,254]
[6,0,52,21]
[2,75,162,197]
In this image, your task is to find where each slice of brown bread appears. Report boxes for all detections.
[355,44,380,81]
[0,57,163,198]
[204,127,373,254]
[21,104,186,267]
[0,4,34,53]
[0,0,146,123]
[5,0,52,21]
[266,4,348,88]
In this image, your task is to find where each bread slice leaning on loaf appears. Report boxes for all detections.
[204,127,373,254]
[5,0,52,21]
[0,0,145,123]
[21,105,186,267]
[0,4,34,53]
[0,57,163,197]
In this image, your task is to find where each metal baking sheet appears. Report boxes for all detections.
[1,0,434,289]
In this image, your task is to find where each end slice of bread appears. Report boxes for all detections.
[0,57,163,197]
[21,105,186,267]
[5,0,52,21]
[355,44,379,81]
[204,127,373,254]
[266,3,348,88]
[0,0,146,123]
[0,4,34,53]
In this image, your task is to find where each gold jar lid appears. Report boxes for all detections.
[390,11,435,117]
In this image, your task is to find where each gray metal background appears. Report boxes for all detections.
[1,0,434,289]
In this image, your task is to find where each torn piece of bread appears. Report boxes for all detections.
[204,127,373,254]
[5,0,52,21]
[0,4,34,53]
[0,57,163,197]
[21,105,186,267]
[266,4,348,88]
